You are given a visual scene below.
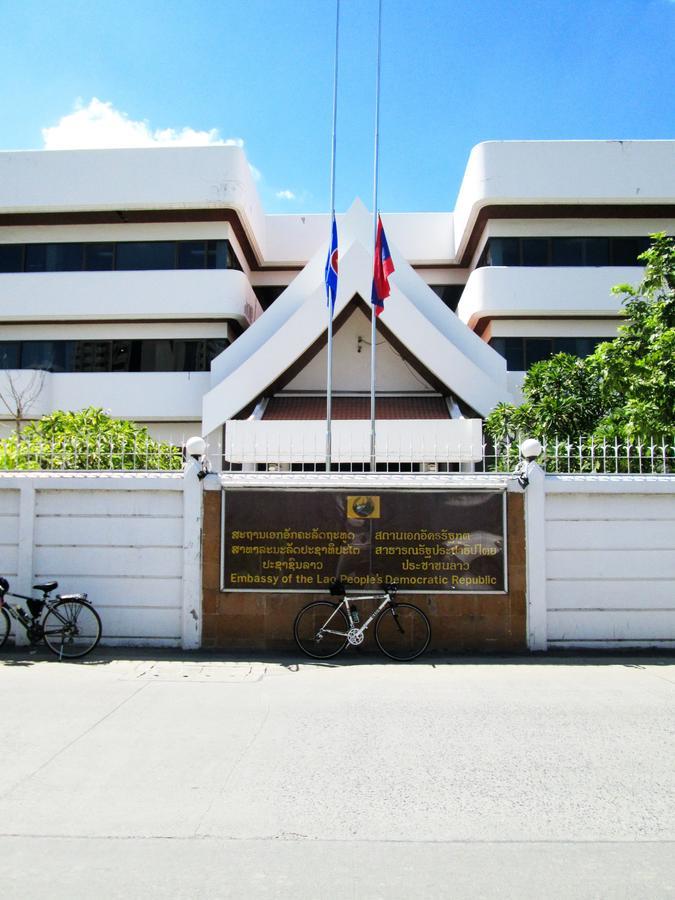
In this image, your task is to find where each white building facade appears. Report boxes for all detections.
[1,141,673,466]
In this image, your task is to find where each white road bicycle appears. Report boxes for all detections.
[294,580,431,662]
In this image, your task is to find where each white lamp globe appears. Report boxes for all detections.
[519,438,543,461]
[186,436,206,460]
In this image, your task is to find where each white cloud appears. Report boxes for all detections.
[41,98,261,181]
[42,98,242,150]
[276,189,296,200]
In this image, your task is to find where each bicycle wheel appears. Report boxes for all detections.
[0,608,10,648]
[294,600,349,659]
[375,603,431,661]
[42,599,102,659]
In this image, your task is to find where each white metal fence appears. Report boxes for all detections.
[0,434,673,475]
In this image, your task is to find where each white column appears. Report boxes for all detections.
[181,462,203,649]
[523,462,547,651]
[15,482,36,647]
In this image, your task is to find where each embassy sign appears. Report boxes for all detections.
[221,489,507,594]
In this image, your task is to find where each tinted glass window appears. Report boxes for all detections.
[488,238,519,266]
[430,285,464,312]
[551,238,584,266]
[0,342,20,368]
[214,240,242,271]
[584,238,610,265]
[0,245,23,272]
[504,339,525,371]
[21,341,69,371]
[524,339,553,367]
[25,243,83,272]
[552,337,579,356]
[85,243,115,270]
[611,237,649,266]
[204,338,228,363]
[253,286,285,310]
[115,242,175,270]
[177,242,207,269]
[111,341,133,372]
[73,341,112,372]
[520,239,549,266]
[0,339,228,372]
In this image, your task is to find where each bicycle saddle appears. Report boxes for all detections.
[33,581,58,594]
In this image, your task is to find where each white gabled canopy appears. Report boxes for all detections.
[202,200,510,435]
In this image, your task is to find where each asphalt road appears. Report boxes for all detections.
[0,649,673,899]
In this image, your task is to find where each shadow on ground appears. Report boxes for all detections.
[0,645,673,669]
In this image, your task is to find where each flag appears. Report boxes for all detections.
[324,214,338,313]
[371,215,394,317]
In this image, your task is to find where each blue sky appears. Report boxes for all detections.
[1,0,673,213]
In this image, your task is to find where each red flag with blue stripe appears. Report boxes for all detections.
[324,214,338,314]
[371,215,394,317]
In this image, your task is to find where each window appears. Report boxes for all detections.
[84,243,114,270]
[2,240,243,273]
[21,341,70,372]
[520,239,549,266]
[477,237,651,269]
[551,238,584,266]
[0,245,23,272]
[253,286,285,310]
[0,342,20,368]
[584,238,610,266]
[0,339,229,373]
[487,238,520,266]
[25,243,84,272]
[115,242,175,270]
[489,336,609,371]
[430,285,465,312]
[611,237,650,266]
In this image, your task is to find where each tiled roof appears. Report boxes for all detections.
[263,396,450,420]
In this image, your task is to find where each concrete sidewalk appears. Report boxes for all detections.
[0,649,673,898]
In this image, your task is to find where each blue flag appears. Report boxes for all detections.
[324,214,338,313]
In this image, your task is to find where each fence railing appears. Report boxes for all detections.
[218,434,675,476]
[0,436,184,472]
[484,436,675,476]
[0,434,672,475]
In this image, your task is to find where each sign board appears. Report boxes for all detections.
[222,489,507,594]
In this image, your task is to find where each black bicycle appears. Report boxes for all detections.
[0,577,102,659]
[294,580,431,661]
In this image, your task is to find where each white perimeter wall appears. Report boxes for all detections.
[539,476,675,648]
[0,471,202,649]
[1,468,673,651]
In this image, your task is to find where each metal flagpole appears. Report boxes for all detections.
[369,0,383,472]
[325,0,340,470]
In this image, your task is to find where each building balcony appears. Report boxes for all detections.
[0,370,208,424]
[457,265,643,331]
[0,269,261,327]
[224,418,483,465]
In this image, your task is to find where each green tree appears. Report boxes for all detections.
[0,407,183,471]
[486,233,675,471]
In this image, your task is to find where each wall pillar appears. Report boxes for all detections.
[15,483,36,646]
[523,462,547,650]
[181,462,203,649]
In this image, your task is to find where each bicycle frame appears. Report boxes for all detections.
[1,591,73,633]
[322,590,395,641]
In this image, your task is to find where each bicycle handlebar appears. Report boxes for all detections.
[329,578,398,596]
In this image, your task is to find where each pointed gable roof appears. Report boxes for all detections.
[202,200,510,434]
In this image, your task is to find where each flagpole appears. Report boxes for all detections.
[325,0,340,470]
[369,0,383,472]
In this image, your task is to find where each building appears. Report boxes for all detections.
[1,140,673,467]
